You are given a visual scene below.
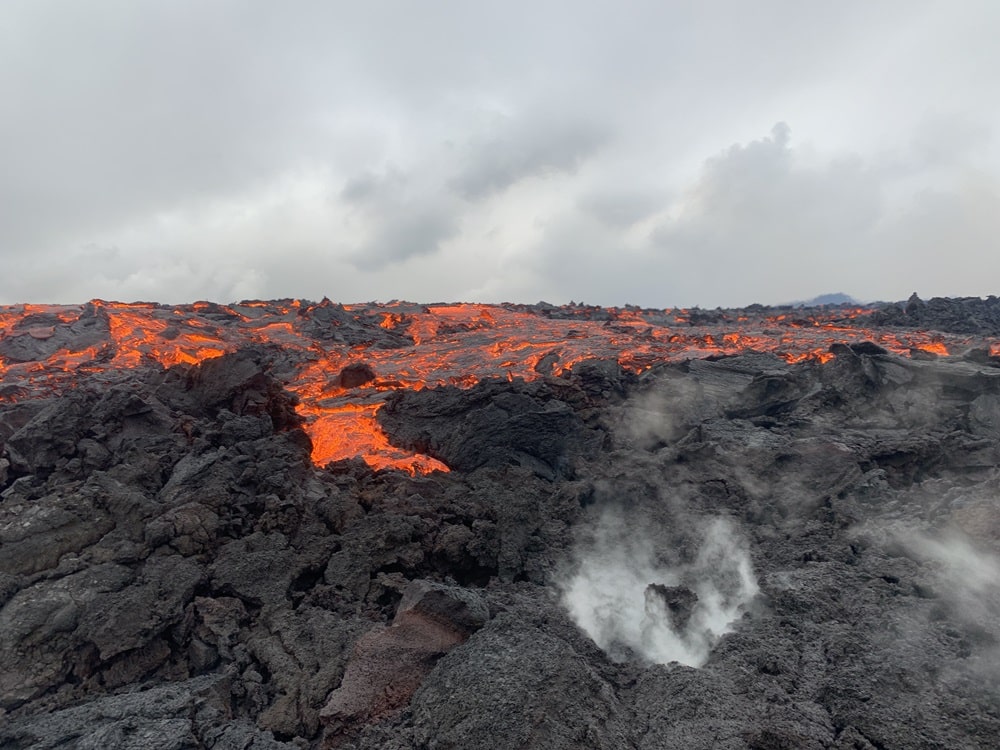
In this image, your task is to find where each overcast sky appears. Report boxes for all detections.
[2,1,999,308]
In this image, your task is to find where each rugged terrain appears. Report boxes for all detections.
[1,295,1000,749]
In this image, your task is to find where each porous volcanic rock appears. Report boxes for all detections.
[0,304,111,364]
[377,375,607,480]
[318,580,488,746]
[871,293,1000,335]
[2,300,1000,749]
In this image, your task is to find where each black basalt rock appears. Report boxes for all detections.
[645,583,699,630]
[3,301,1000,750]
[338,362,377,389]
[377,377,605,480]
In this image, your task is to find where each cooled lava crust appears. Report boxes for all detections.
[1,294,1000,749]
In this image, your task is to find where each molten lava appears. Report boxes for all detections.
[0,299,994,474]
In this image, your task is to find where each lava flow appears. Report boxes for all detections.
[0,299,996,474]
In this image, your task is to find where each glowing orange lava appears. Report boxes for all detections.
[0,300,995,474]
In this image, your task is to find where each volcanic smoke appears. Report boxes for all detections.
[561,514,758,667]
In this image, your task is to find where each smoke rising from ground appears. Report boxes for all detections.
[561,513,758,667]
[900,527,1000,622]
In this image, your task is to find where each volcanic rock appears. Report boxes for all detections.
[645,583,699,630]
[172,347,305,431]
[2,296,1000,749]
[377,377,605,479]
[0,306,110,364]
[318,580,487,746]
[338,362,377,389]
[872,293,1000,334]
[299,299,413,349]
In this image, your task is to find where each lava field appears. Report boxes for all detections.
[2,294,1000,749]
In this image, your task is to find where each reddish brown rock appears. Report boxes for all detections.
[319,580,487,746]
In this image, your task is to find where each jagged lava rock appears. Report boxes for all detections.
[1,298,1000,749]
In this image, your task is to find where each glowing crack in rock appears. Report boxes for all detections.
[0,299,994,474]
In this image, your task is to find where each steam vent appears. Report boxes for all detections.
[3,294,1000,748]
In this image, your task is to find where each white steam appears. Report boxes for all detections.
[900,528,1000,621]
[561,515,758,667]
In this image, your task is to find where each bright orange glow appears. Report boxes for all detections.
[916,341,949,356]
[101,304,233,368]
[1,300,996,473]
[296,401,449,474]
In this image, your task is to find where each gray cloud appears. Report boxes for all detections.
[351,208,459,271]
[450,114,609,199]
[337,168,459,270]
[576,188,668,229]
[529,121,1000,308]
[341,172,391,206]
[646,122,883,298]
[0,1,997,305]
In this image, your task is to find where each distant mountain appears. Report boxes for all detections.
[789,292,856,307]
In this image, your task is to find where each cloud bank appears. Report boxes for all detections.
[1,2,998,306]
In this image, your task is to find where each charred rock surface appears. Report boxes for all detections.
[377,377,606,480]
[871,293,1000,335]
[1,321,1000,748]
[0,303,111,364]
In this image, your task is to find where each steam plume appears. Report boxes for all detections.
[561,514,758,667]
[899,528,1000,622]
